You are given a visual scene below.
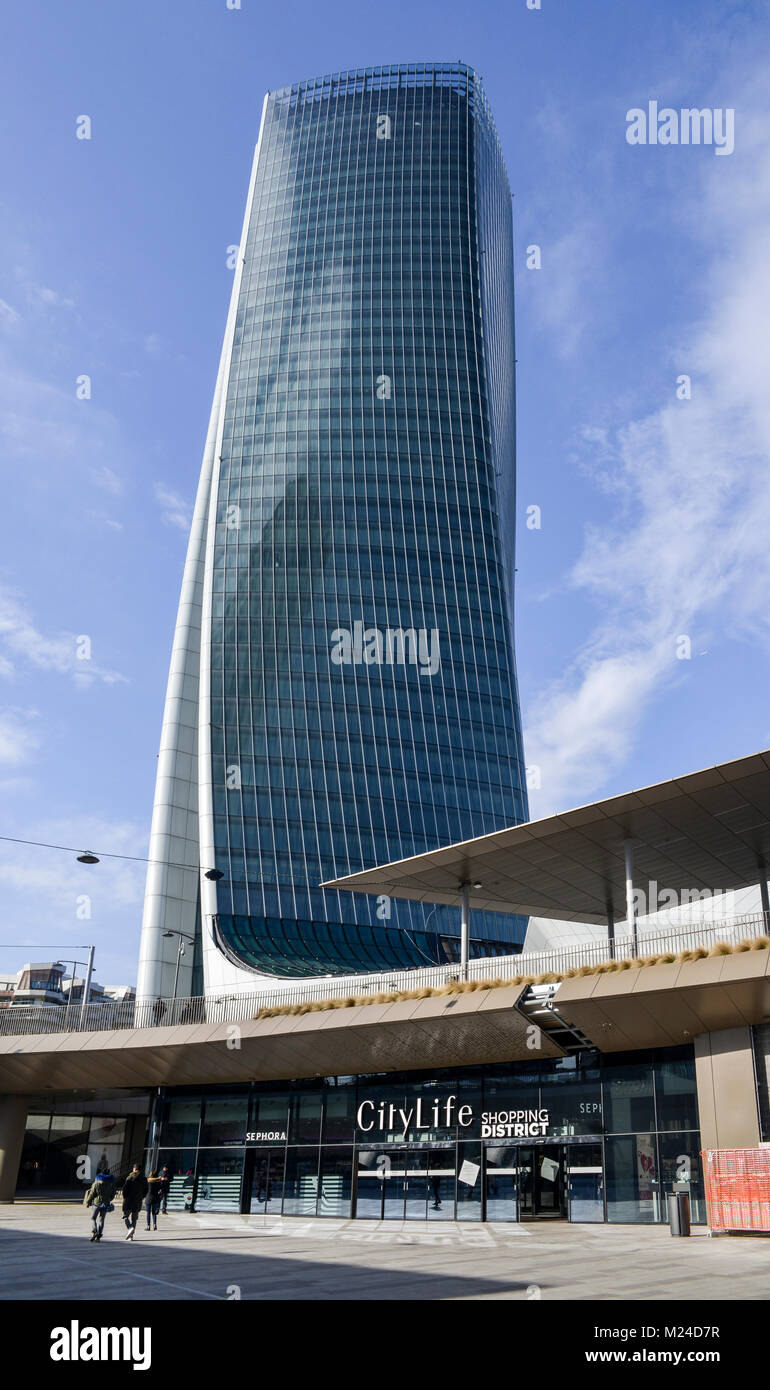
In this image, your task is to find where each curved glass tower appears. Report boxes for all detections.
[138,62,528,998]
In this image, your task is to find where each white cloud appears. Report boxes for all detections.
[90,465,124,496]
[0,299,20,328]
[0,707,40,767]
[0,585,127,686]
[29,284,75,310]
[526,97,770,810]
[526,220,602,359]
[154,482,192,532]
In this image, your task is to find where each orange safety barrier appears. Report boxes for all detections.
[701,1148,770,1233]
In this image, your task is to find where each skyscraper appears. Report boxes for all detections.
[138,62,529,1000]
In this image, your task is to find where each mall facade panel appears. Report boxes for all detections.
[138,62,529,999]
[143,1046,707,1225]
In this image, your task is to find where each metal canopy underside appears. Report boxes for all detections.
[322,751,770,925]
[0,988,563,1093]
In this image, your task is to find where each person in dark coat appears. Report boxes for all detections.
[144,1170,164,1230]
[84,1169,115,1242]
[121,1164,149,1240]
[159,1164,172,1214]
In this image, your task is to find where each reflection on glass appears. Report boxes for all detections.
[603,1065,655,1135]
[290,1094,322,1144]
[46,1116,91,1186]
[382,1151,405,1219]
[200,1095,248,1146]
[536,1146,564,1216]
[319,1147,353,1216]
[567,1143,604,1222]
[544,1077,602,1136]
[485,1144,519,1221]
[251,1093,290,1138]
[323,1091,355,1143]
[658,1131,705,1224]
[605,1134,659,1222]
[195,1147,244,1212]
[426,1150,456,1221]
[158,1149,196,1211]
[283,1147,319,1216]
[162,1099,201,1148]
[355,1147,386,1219]
[655,1058,698,1132]
[250,1148,286,1213]
[404,1150,428,1221]
[456,1143,482,1221]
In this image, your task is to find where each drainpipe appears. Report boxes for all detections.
[758,858,770,936]
[460,882,471,981]
[606,904,616,960]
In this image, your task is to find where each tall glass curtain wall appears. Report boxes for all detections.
[152,1048,705,1223]
[209,63,529,964]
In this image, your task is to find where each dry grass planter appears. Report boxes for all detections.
[253,933,770,1020]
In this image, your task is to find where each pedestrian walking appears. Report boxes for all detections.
[144,1170,164,1230]
[84,1168,116,1242]
[159,1164,172,1215]
[121,1163,148,1241]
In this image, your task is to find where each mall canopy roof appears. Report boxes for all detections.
[322,750,770,926]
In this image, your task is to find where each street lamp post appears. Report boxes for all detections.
[79,944,95,1028]
[163,931,195,1013]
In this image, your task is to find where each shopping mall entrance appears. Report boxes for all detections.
[243,1147,286,1214]
[351,1141,605,1221]
[354,1144,459,1220]
[514,1142,604,1221]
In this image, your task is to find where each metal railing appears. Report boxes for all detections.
[0,911,766,1039]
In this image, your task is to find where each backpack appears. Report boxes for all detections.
[95,1175,115,1210]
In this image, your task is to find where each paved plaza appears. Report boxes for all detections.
[0,1200,767,1300]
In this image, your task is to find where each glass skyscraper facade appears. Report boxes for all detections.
[139,62,529,998]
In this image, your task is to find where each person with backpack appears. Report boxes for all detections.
[121,1164,149,1240]
[84,1168,116,1242]
[144,1170,164,1230]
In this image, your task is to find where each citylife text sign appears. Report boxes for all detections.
[355,1094,550,1139]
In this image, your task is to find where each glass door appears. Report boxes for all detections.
[354,1147,388,1218]
[484,1145,519,1221]
[195,1147,244,1212]
[382,1150,407,1218]
[404,1150,428,1220]
[534,1144,566,1217]
[427,1149,456,1220]
[248,1148,286,1214]
[567,1143,604,1222]
[518,1145,568,1218]
[517,1147,535,1218]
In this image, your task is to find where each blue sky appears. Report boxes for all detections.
[1,0,769,984]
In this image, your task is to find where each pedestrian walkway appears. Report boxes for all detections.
[0,1203,767,1300]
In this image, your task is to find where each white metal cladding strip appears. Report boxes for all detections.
[136,192,254,1002]
[199,92,273,995]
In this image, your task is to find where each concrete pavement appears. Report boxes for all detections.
[0,1202,767,1300]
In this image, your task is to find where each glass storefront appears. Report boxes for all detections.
[149,1047,706,1224]
[17,1100,148,1191]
